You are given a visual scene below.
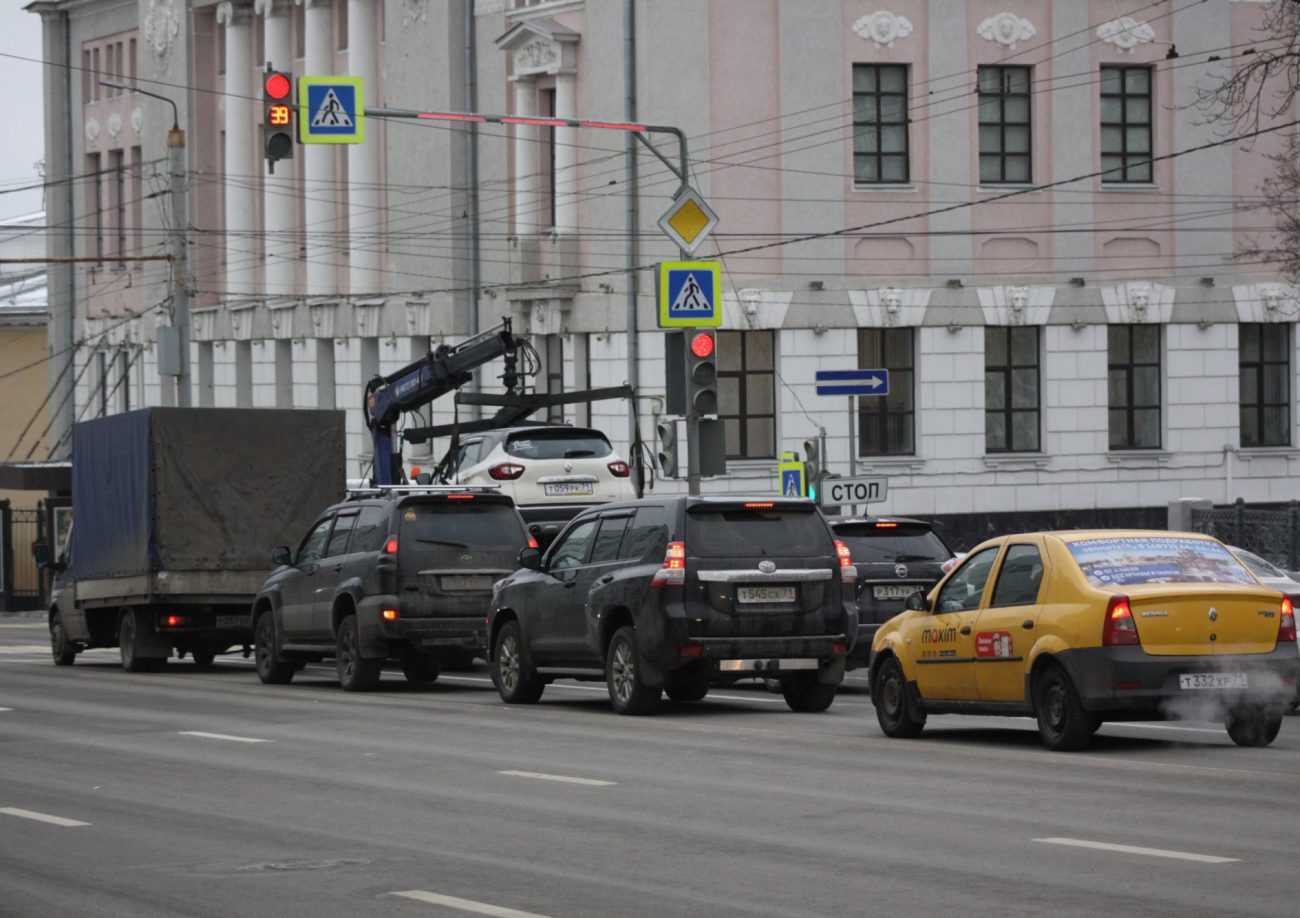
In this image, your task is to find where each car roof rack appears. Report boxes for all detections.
[344,483,503,500]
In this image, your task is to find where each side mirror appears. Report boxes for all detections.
[518,547,542,570]
[904,589,930,613]
[271,546,293,567]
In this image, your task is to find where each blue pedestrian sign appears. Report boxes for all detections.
[815,369,889,396]
[658,260,722,328]
[299,76,365,144]
[778,453,805,498]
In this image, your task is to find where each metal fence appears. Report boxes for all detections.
[0,502,41,611]
[1190,499,1300,571]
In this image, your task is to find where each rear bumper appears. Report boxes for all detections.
[1058,645,1300,716]
[357,595,486,657]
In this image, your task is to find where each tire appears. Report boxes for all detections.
[191,646,216,667]
[606,626,661,715]
[1033,665,1097,752]
[665,669,710,703]
[336,614,381,692]
[1225,707,1284,747]
[873,655,925,738]
[119,610,165,673]
[254,613,295,685]
[401,653,440,684]
[50,612,76,666]
[781,672,838,713]
[494,621,544,704]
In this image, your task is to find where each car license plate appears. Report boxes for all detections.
[543,482,595,497]
[1179,672,1248,690]
[441,575,493,592]
[737,585,796,603]
[873,584,922,600]
[215,615,248,629]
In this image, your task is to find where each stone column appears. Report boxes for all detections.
[259,0,296,298]
[299,0,335,297]
[348,0,381,298]
[218,2,257,301]
[512,79,537,236]
[553,72,577,233]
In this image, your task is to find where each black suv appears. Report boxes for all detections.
[252,486,530,691]
[487,496,859,714]
[829,516,955,671]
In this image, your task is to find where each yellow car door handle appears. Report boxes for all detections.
[959,626,971,635]
[1022,620,1035,629]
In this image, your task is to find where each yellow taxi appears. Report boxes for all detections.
[869,530,1299,751]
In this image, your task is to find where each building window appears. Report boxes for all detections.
[718,330,775,459]
[985,326,1040,452]
[852,64,909,184]
[130,146,143,259]
[978,65,1031,184]
[110,149,125,258]
[857,327,914,455]
[1100,66,1152,183]
[1240,323,1291,447]
[1108,324,1161,450]
[86,153,103,262]
[540,87,557,228]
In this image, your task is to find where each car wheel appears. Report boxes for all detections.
[873,655,925,738]
[50,612,76,666]
[781,672,837,713]
[401,653,440,684]
[494,621,543,704]
[119,610,165,673]
[1225,706,1284,747]
[190,646,216,667]
[254,613,295,685]
[606,626,661,715]
[336,614,381,692]
[1033,665,1096,752]
[665,669,710,703]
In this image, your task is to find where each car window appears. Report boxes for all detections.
[350,506,389,553]
[834,522,951,563]
[989,544,1044,607]
[686,505,833,558]
[589,516,631,564]
[1233,546,1287,579]
[935,547,999,613]
[548,520,599,570]
[621,505,670,561]
[505,429,613,460]
[457,439,484,472]
[297,518,333,566]
[325,513,357,558]
[399,500,525,549]
[1066,536,1256,587]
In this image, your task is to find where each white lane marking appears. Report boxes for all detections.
[392,890,552,918]
[1035,837,1238,864]
[498,770,616,787]
[0,807,90,827]
[0,645,59,654]
[0,707,11,712]
[178,731,270,744]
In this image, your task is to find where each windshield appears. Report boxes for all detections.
[687,506,833,558]
[834,523,950,563]
[505,430,613,460]
[1066,536,1256,587]
[1232,546,1289,579]
[398,500,524,549]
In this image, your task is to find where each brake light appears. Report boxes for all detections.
[1102,595,1139,646]
[607,461,630,478]
[489,463,526,480]
[381,608,399,621]
[875,522,898,528]
[834,540,856,584]
[744,502,774,509]
[527,534,539,549]
[445,494,475,500]
[1279,596,1296,643]
[651,541,687,587]
[832,640,849,655]
[162,614,187,628]
[384,536,398,554]
[679,642,704,657]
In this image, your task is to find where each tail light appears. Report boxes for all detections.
[527,534,539,550]
[489,463,526,480]
[1102,595,1139,646]
[607,460,630,478]
[384,536,399,554]
[161,614,188,628]
[650,541,687,587]
[1280,596,1296,643]
[381,608,400,621]
[679,642,704,657]
[834,540,856,584]
[832,640,849,655]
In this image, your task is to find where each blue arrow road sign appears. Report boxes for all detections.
[815,369,889,396]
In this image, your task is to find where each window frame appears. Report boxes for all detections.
[984,326,1041,453]
[1107,324,1162,450]
[852,63,910,185]
[977,65,1032,185]
[1100,65,1153,184]
[718,330,776,460]
[856,326,915,456]
[1239,322,1292,448]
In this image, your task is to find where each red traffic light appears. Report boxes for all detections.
[265,72,291,100]
[690,332,715,359]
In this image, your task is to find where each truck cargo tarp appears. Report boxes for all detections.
[72,408,346,580]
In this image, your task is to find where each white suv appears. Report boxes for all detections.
[450,426,637,518]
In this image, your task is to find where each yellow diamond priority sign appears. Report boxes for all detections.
[658,187,719,256]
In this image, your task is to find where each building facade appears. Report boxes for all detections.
[29,0,1300,537]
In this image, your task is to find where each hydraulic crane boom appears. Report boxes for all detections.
[363,320,517,485]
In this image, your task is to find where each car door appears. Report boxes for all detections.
[558,513,633,660]
[308,509,358,640]
[528,518,599,663]
[973,541,1047,703]
[899,545,999,702]
[279,516,334,639]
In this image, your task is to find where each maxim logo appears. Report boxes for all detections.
[921,627,957,644]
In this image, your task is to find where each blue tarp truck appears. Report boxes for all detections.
[43,407,345,671]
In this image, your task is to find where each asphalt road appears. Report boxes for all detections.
[2,613,1298,918]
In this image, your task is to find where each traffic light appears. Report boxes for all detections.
[685,329,718,417]
[264,67,294,173]
[803,438,820,500]
[656,419,680,478]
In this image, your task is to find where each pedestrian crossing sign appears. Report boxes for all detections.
[658,260,722,328]
[778,453,806,498]
[299,76,365,144]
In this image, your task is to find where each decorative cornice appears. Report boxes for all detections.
[849,287,931,328]
[977,285,1054,326]
[143,0,181,61]
[1101,281,1174,324]
[852,11,914,49]
[254,0,291,16]
[977,13,1036,50]
[1232,283,1300,323]
[1096,17,1156,53]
